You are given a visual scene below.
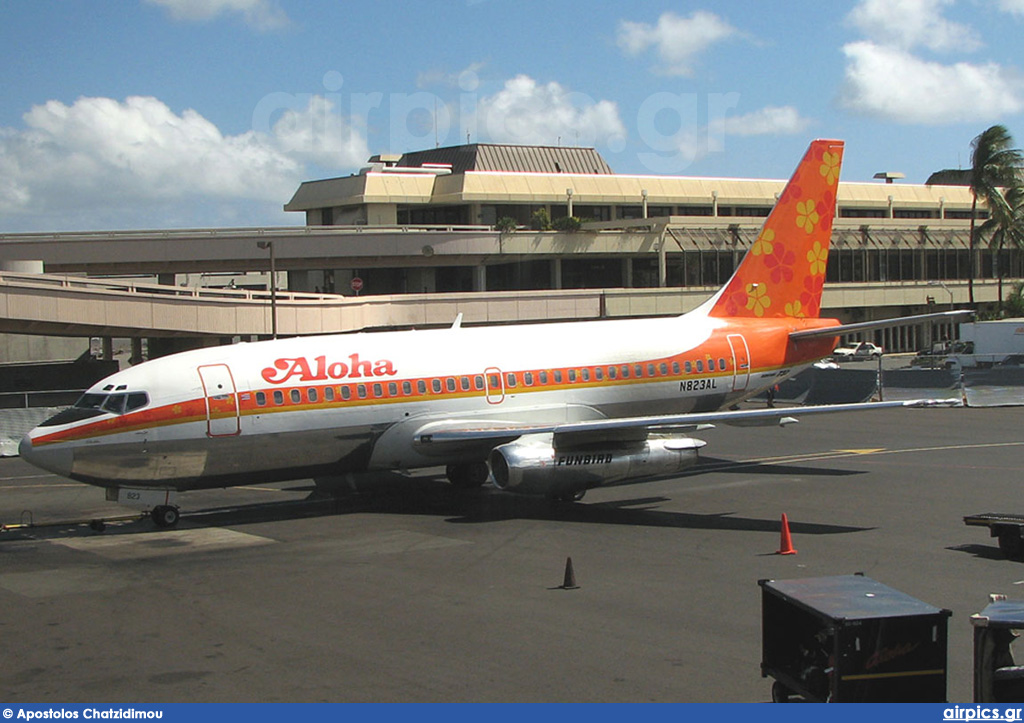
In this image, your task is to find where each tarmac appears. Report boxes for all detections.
[2,403,1024,703]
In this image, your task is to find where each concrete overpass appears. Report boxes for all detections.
[0,269,987,342]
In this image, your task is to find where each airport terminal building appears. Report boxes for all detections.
[284,143,994,298]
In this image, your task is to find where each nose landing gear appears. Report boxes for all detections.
[151,505,180,528]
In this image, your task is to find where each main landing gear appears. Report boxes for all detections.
[151,505,180,528]
[445,462,490,489]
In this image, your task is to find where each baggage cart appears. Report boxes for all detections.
[760,574,951,702]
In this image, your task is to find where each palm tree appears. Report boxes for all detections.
[967,125,1024,304]
[979,182,1024,315]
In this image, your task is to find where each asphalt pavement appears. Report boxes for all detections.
[2,405,1023,702]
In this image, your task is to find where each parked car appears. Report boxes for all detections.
[832,341,883,362]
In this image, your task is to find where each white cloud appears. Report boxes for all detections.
[617,11,737,77]
[0,95,369,230]
[999,0,1024,15]
[846,0,981,52]
[473,75,626,148]
[143,0,289,30]
[718,106,811,137]
[840,41,1024,123]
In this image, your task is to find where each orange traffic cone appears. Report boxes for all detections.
[777,513,797,555]
[560,556,579,589]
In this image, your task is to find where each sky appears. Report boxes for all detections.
[2,0,1024,232]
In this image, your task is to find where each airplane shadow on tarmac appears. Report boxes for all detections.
[3,456,871,541]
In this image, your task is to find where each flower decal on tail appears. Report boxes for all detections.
[745,283,771,317]
[796,200,820,234]
[807,241,828,276]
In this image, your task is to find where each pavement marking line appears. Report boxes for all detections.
[47,527,275,561]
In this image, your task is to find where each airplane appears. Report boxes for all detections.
[18,139,968,528]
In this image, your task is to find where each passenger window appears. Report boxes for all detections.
[341,386,351,400]
[554,370,563,383]
[373,383,383,397]
[256,391,267,406]
[388,382,397,396]
[696,360,704,372]
[461,376,471,391]
[634,364,643,378]
[446,378,456,393]
[358,384,367,399]
[324,387,335,402]
[308,388,319,403]
[539,371,548,385]
[488,374,499,388]
[432,379,442,393]
[719,358,727,370]
[708,359,715,372]
[672,362,680,375]
[125,392,149,412]
[273,390,284,405]
[525,372,534,386]
[608,366,616,380]
[595,368,603,381]
[568,369,577,383]
[506,373,517,387]
[290,389,301,404]
[581,368,590,382]
[474,375,484,390]
[648,364,656,376]
[685,361,693,373]
[402,381,412,395]
[417,380,427,394]
[621,365,630,378]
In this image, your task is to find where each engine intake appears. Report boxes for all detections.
[489,434,705,498]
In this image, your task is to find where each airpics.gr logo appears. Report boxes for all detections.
[261,354,397,384]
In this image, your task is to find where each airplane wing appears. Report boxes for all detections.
[789,309,973,341]
[414,398,958,450]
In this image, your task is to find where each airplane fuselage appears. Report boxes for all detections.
[20,312,836,492]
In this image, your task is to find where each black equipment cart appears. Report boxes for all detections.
[971,595,1024,703]
[760,574,951,702]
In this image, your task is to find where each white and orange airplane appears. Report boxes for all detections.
[19,140,965,527]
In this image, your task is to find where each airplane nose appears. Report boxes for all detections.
[19,433,74,478]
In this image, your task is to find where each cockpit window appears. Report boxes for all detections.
[125,392,149,412]
[76,393,107,410]
[77,391,150,415]
[102,394,127,415]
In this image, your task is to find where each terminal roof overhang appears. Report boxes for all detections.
[285,169,977,214]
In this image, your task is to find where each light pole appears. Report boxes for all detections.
[928,280,954,310]
[256,240,278,339]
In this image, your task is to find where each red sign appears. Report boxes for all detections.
[350,277,364,292]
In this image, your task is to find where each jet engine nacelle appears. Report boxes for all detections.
[488,434,706,498]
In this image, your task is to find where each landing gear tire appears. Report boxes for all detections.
[446,462,490,489]
[549,489,587,503]
[771,681,792,703]
[151,505,180,528]
[998,527,1024,560]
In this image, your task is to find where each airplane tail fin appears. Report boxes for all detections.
[702,139,844,319]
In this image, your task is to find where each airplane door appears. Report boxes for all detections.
[727,334,751,392]
[197,364,240,437]
[484,367,505,405]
